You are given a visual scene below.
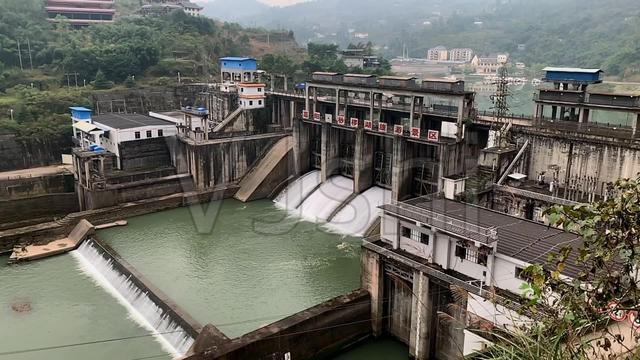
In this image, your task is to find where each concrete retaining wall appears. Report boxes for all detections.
[0,186,237,253]
[0,193,80,227]
[0,132,71,171]
[0,173,75,199]
[185,290,371,360]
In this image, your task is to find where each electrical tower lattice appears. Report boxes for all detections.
[490,65,511,148]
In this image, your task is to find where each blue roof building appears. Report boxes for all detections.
[220,57,259,83]
[542,67,603,84]
[70,106,92,121]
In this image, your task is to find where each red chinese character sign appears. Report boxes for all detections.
[410,127,421,139]
[313,112,321,121]
[364,120,373,130]
[337,115,346,126]
[350,118,359,128]
[393,125,403,136]
[302,110,309,120]
[427,130,440,142]
[378,122,388,133]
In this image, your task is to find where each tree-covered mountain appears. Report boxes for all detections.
[216,0,640,78]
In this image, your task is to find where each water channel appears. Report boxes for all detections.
[0,199,409,359]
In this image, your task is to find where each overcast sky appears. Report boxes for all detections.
[194,0,307,6]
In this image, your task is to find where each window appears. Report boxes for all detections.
[241,88,244,92]
[249,101,253,106]
[420,233,430,245]
[258,88,262,92]
[401,226,411,238]
[456,243,488,266]
[515,267,526,280]
[258,100,263,105]
[146,130,152,138]
[157,129,163,137]
[135,131,141,139]
[455,244,467,259]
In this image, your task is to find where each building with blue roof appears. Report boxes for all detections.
[220,57,259,84]
[534,67,640,135]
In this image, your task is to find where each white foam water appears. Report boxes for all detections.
[274,170,322,210]
[72,240,194,358]
[296,176,354,223]
[325,186,392,236]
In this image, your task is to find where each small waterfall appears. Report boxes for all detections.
[72,240,194,358]
[326,186,392,236]
[274,170,321,210]
[296,176,354,222]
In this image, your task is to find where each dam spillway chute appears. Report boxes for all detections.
[72,240,194,358]
[325,186,392,237]
[274,170,322,210]
[296,176,355,223]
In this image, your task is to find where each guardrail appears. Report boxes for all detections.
[384,195,498,244]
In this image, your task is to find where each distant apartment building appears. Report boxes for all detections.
[427,46,448,61]
[449,48,474,62]
[427,46,473,62]
[140,0,203,16]
[45,0,115,27]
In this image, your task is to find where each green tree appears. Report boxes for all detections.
[124,75,136,88]
[92,70,113,90]
[482,177,640,359]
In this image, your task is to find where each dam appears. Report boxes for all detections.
[4,61,640,360]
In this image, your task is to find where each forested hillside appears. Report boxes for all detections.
[220,0,640,79]
[0,0,290,137]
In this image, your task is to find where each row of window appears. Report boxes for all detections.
[243,100,263,106]
[401,226,430,245]
[134,129,163,139]
[400,224,490,267]
[240,88,262,92]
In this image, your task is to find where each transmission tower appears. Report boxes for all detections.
[490,64,511,148]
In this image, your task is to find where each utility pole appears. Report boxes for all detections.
[26,39,33,70]
[16,40,24,71]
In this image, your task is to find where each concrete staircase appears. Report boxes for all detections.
[212,107,244,133]
[234,136,294,202]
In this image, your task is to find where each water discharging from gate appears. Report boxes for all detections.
[72,240,194,358]
[327,186,392,236]
[275,171,391,236]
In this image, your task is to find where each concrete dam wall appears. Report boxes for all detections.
[522,132,640,190]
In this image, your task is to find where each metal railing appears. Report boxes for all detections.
[385,195,499,244]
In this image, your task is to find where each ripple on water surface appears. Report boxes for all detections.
[0,255,170,360]
[98,199,362,338]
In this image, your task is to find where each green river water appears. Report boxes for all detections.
[0,199,408,359]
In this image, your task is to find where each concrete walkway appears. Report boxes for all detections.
[9,219,94,263]
[0,164,73,180]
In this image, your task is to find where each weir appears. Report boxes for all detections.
[297,176,354,222]
[73,239,197,357]
[275,171,392,237]
[274,169,321,210]
[327,186,392,236]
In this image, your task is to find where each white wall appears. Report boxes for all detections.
[467,293,531,329]
[381,214,398,246]
[463,330,492,356]
[115,125,177,143]
[492,255,529,294]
